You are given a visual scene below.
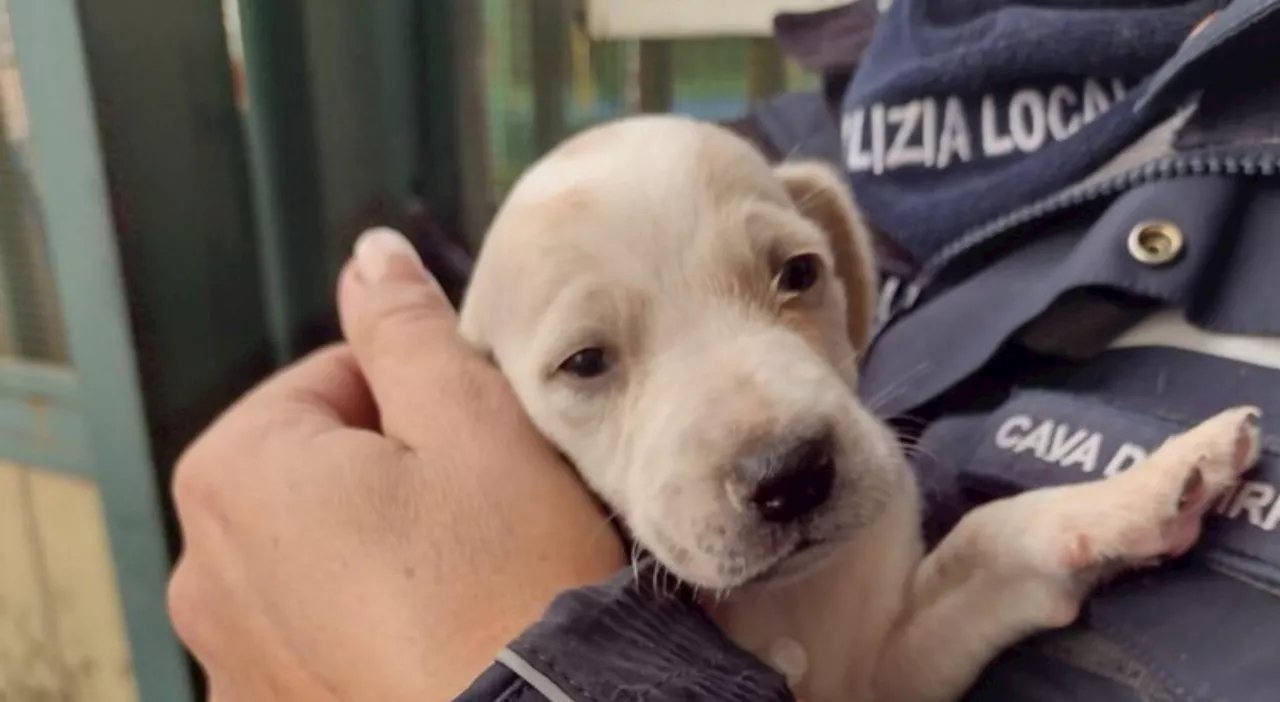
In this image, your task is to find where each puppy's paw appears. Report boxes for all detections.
[1170,406,1261,513]
[928,408,1262,634]
[1094,406,1261,568]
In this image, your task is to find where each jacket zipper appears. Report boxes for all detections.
[872,149,1280,340]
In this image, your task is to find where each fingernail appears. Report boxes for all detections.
[353,227,425,284]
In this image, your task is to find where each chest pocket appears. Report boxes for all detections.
[912,346,1280,702]
[861,175,1244,418]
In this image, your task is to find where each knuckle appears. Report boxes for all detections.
[171,448,209,509]
[167,560,209,649]
[171,405,279,516]
[171,440,223,515]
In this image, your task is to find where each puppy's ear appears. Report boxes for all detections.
[774,161,879,352]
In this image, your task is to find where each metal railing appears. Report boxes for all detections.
[482,0,819,199]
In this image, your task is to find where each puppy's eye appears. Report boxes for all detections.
[776,253,822,293]
[558,347,611,379]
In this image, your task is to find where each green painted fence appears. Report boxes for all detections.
[482,0,817,197]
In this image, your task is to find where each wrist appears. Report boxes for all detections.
[429,554,626,697]
[495,570,794,701]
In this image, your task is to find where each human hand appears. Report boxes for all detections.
[168,228,625,701]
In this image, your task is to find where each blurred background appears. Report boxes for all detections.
[0,0,838,700]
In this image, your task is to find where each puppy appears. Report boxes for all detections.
[458,114,1261,702]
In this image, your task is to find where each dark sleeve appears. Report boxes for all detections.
[454,571,794,702]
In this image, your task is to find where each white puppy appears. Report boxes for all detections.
[459,115,1261,702]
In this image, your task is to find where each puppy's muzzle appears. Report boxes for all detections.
[736,431,837,524]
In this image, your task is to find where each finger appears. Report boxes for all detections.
[338,227,459,352]
[173,345,379,516]
[338,227,477,442]
[202,344,378,443]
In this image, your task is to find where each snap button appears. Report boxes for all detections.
[767,637,809,685]
[1127,220,1184,266]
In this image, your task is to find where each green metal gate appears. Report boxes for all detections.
[3,0,197,699]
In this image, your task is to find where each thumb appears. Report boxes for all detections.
[338,227,466,440]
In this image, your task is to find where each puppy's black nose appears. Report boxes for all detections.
[745,434,837,524]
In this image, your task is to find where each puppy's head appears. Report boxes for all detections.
[461,115,907,590]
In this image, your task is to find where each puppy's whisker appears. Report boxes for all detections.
[629,542,644,584]
[900,441,941,466]
[892,415,931,431]
[866,362,929,410]
[865,362,931,413]
[892,422,934,449]
[587,509,623,551]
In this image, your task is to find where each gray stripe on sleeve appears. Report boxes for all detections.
[495,647,579,702]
